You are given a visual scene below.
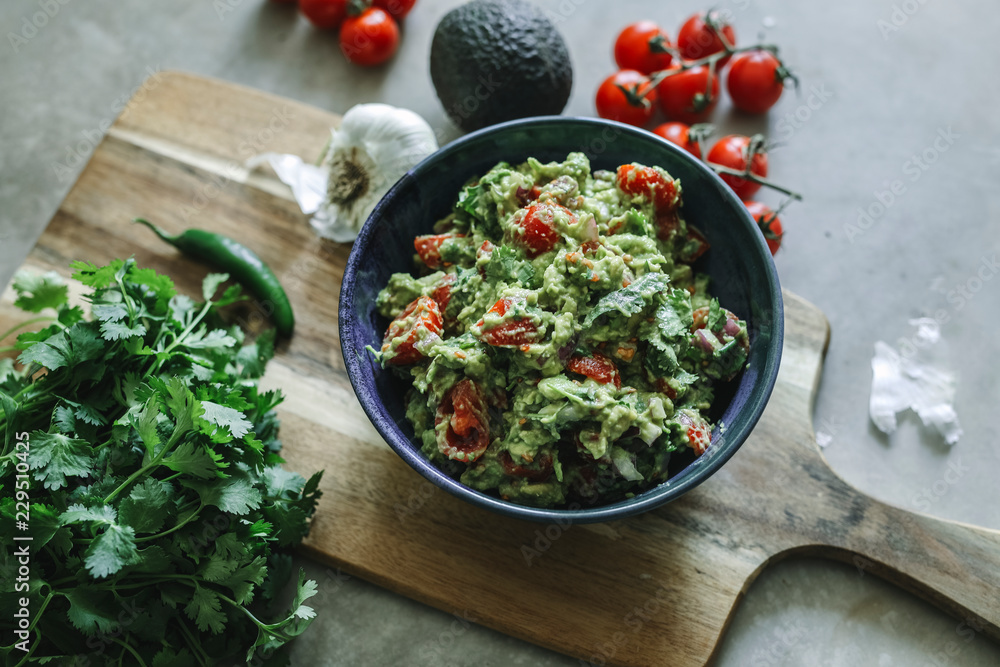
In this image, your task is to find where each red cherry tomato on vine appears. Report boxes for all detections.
[373,0,417,20]
[613,21,674,75]
[299,0,348,29]
[706,135,768,199]
[656,65,719,124]
[727,50,787,114]
[595,70,658,127]
[652,122,701,156]
[340,7,400,67]
[744,200,784,255]
[676,11,736,66]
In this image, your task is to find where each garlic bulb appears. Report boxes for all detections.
[311,103,438,243]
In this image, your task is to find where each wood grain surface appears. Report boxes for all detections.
[2,71,997,667]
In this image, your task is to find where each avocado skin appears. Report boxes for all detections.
[430,0,573,133]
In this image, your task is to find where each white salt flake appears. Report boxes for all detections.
[815,431,833,448]
[869,320,962,445]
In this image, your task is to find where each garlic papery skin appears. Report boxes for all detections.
[311,103,438,243]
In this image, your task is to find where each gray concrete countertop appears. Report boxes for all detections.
[2,0,998,664]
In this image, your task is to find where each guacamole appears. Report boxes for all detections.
[372,153,749,508]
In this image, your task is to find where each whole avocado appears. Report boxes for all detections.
[430,0,573,132]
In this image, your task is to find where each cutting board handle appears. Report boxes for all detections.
[788,463,1000,643]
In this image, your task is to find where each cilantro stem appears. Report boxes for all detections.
[109,636,149,667]
[152,301,213,375]
[0,316,55,343]
[134,502,204,543]
[177,619,212,667]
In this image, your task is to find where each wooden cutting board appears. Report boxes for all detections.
[2,72,998,666]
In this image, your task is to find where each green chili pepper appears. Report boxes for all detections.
[134,218,295,337]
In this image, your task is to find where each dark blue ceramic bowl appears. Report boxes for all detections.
[339,117,782,524]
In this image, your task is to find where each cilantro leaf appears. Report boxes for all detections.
[61,503,116,525]
[119,478,174,533]
[100,319,148,341]
[163,441,224,479]
[221,555,267,605]
[85,522,137,578]
[203,272,230,301]
[486,244,535,286]
[28,432,94,490]
[708,298,726,332]
[65,588,120,637]
[13,270,68,313]
[200,401,252,440]
[583,273,671,328]
[184,474,262,515]
[184,584,228,634]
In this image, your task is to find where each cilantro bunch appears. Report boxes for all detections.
[0,259,322,666]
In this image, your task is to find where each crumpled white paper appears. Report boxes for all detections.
[869,317,962,444]
[245,153,327,214]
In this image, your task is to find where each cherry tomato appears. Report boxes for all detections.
[499,450,554,482]
[676,11,736,66]
[380,295,443,365]
[744,200,784,255]
[299,0,348,29]
[706,135,768,199]
[476,297,541,347]
[340,7,400,67]
[373,0,417,20]
[616,164,679,212]
[652,122,701,156]
[727,50,786,114]
[656,65,720,124]
[512,201,570,257]
[414,233,465,270]
[436,379,490,462]
[595,70,657,127]
[613,21,673,75]
[567,353,622,389]
[430,272,457,314]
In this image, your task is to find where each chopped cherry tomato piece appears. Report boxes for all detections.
[679,225,711,263]
[516,185,544,207]
[616,164,679,212]
[499,450,554,482]
[476,297,541,347]
[686,421,712,456]
[512,201,570,258]
[380,295,442,365]
[436,379,490,462]
[655,209,680,241]
[567,353,622,389]
[431,272,457,314]
[414,233,465,270]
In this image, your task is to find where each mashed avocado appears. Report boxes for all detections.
[373,153,749,508]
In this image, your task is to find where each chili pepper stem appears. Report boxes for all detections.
[132,217,177,244]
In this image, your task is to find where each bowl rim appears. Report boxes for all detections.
[340,115,784,524]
